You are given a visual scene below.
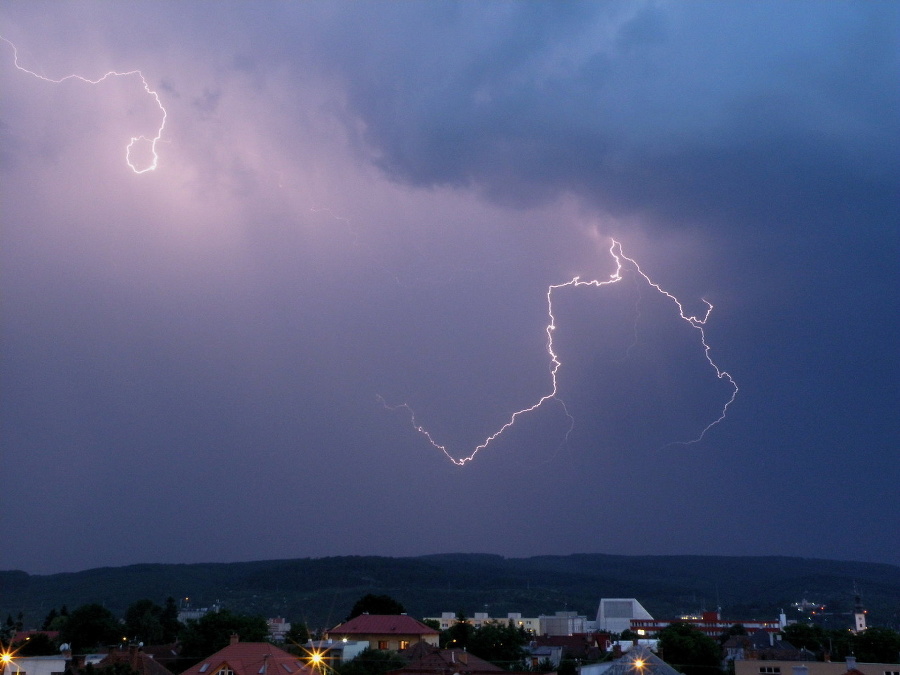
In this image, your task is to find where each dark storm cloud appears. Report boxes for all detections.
[307,2,899,230]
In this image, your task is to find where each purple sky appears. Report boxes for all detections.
[1,1,897,575]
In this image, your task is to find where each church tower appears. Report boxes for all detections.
[852,586,867,633]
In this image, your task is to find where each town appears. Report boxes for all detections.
[3,590,898,675]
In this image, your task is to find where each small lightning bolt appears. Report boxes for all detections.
[381,238,738,466]
[1,36,167,174]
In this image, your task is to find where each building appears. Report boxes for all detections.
[425,613,541,635]
[723,630,810,663]
[180,634,314,675]
[94,645,176,675]
[539,612,590,637]
[734,656,899,675]
[2,654,68,675]
[388,644,533,675]
[579,645,681,675]
[325,615,440,651]
[303,640,369,665]
[267,618,291,643]
[531,634,609,661]
[630,611,780,639]
[425,611,590,636]
[595,599,654,634]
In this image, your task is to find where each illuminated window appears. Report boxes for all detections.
[378,641,388,650]
[399,641,409,650]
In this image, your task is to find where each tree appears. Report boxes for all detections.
[657,622,722,675]
[60,604,123,652]
[466,621,529,670]
[42,609,59,631]
[285,622,311,646]
[781,624,825,653]
[124,600,165,645]
[441,612,475,649]
[347,595,405,620]
[718,625,746,645]
[14,632,59,656]
[336,648,406,675]
[853,626,900,663]
[160,598,182,643]
[179,610,268,658]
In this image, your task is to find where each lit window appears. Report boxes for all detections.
[377,642,388,650]
[399,642,409,650]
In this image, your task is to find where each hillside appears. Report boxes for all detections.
[2,554,898,631]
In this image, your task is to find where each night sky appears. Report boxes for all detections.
[1,2,897,575]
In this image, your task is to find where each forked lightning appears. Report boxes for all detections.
[2,36,167,174]
[382,239,738,466]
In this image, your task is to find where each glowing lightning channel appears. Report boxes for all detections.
[381,238,738,466]
[1,36,167,174]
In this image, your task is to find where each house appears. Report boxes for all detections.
[2,654,68,675]
[579,646,680,675]
[531,634,609,661]
[94,645,176,675]
[325,615,439,651]
[180,635,314,675]
[734,656,900,675]
[389,644,533,675]
[723,630,809,663]
[302,640,368,666]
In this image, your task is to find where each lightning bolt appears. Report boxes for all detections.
[1,36,167,174]
[381,238,738,466]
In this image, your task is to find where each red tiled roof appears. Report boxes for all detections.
[12,631,60,643]
[328,615,439,637]
[395,647,503,673]
[180,642,314,675]
[99,648,176,675]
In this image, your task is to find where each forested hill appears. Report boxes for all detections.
[2,554,898,631]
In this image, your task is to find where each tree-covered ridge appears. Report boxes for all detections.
[2,554,898,632]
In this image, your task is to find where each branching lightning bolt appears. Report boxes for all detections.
[381,238,738,466]
[1,36,167,174]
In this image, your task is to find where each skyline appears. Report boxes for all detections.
[0,1,897,575]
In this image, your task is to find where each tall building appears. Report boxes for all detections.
[595,599,654,634]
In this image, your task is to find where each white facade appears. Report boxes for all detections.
[2,655,104,675]
[539,612,589,636]
[267,617,291,642]
[595,599,653,634]
[425,612,541,634]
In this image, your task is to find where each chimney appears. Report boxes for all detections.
[792,666,809,675]
[230,633,240,646]
[613,644,622,659]
[845,657,857,670]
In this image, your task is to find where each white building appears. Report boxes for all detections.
[425,612,542,634]
[595,599,653,634]
[268,617,291,642]
[539,612,590,636]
